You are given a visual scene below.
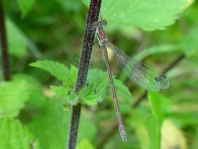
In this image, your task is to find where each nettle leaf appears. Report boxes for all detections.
[13,74,46,107]
[0,79,30,118]
[30,60,74,84]
[27,98,69,149]
[27,97,96,149]
[31,60,130,106]
[83,0,187,31]
[66,68,109,106]
[50,85,68,100]
[66,67,130,106]
[16,0,35,17]
[0,118,40,149]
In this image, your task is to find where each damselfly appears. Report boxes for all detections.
[67,18,170,141]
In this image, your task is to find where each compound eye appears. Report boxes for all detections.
[102,20,107,26]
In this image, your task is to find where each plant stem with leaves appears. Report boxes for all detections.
[67,0,102,148]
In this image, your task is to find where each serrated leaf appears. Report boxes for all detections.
[66,68,109,105]
[50,85,68,100]
[0,118,40,149]
[6,19,27,57]
[66,67,130,106]
[16,0,35,17]
[31,60,130,106]
[30,60,74,84]
[0,79,30,118]
[83,0,187,31]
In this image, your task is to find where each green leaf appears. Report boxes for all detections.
[148,92,172,149]
[0,118,40,149]
[180,28,198,61]
[27,97,69,149]
[82,0,187,31]
[0,79,30,118]
[144,115,159,149]
[78,115,97,142]
[30,60,75,84]
[31,60,130,106]
[56,0,82,12]
[66,68,131,106]
[148,92,172,125]
[16,0,35,17]
[134,44,181,60]
[77,139,95,149]
[12,74,46,107]
[114,75,131,97]
[27,97,96,149]
[169,112,198,126]
[50,85,68,99]
[66,68,109,105]
[6,19,27,57]
[136,114,158,149]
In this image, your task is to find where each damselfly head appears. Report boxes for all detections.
[92,22,99,30]
[101,20,107,26]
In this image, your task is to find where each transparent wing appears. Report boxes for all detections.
[107,42,170,92]
[66,46,109,105]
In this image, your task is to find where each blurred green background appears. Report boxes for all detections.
[0,0,198,149]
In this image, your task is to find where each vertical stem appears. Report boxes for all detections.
[0,0,10,81]
[67,0,102,148]
[68,104,81,149]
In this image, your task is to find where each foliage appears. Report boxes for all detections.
[30,60,130,105]
[83,0,187,31]
[0,118,41,149]
[1,0,198,149]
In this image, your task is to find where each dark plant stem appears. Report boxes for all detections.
[67,0,102,149]
[68,104,81,148]
[97,54,185,148]
[0,0,10,81]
